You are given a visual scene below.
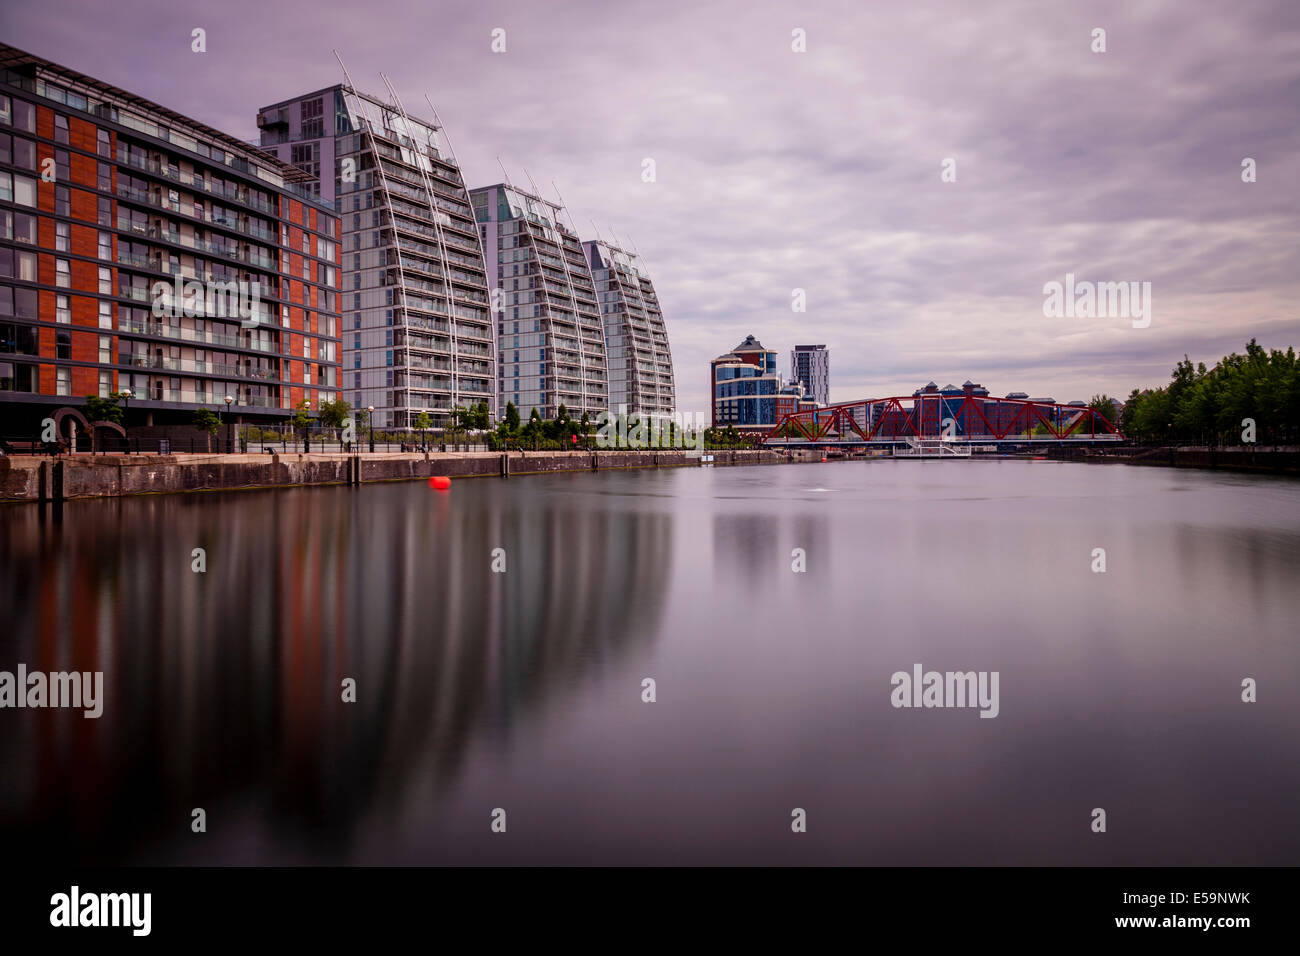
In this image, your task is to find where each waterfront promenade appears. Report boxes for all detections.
[0,448,788,502]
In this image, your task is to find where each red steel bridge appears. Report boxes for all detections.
[762,394,1123,446]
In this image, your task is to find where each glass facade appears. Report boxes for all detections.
[259,84,492,428]
[471,184,607,421]
[583,239,674,416]
[0,44,340,422]
[711,335,781,429]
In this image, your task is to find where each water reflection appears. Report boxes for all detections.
[2,462,1298,865]
[0,481,671,863]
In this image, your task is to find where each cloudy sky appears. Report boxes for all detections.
[5,0,1298,412]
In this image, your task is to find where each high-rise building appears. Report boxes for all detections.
[711,334,780,431]
[583,239,674,417]
[258,81,493,428]
[0,43,341,433]
[791,344,829,406]
[469,183,607,421]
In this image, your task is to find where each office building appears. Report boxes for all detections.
[711,334,781,431]
[791,343,829,406]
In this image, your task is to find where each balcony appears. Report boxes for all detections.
[118,318,280,353]
[121,354,280,381]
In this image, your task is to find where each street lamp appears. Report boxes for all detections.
[224,395,234,453]
[120,388,132,454]
[367,405,375,453]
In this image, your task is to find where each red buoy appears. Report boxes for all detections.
[429,475,451,490]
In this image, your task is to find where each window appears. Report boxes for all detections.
[12,99,35,133]
[98,162,112,191]
[55,185,69,216]
[16,250,36,282]
[56,259,71,288]
[300,97,324,139]
[99,300,113,329]
[11,287,37,318]
[11,212,35,244]
[56,367,70,395]
[56,295,70,323]
[2,172,38,206]
[56,331,71,359]
[98,267,112,294]
[0,320,38,354]
[98,231,112,260]
[55,149,70,182]
[98,370,112,397]
[97,128,111,157]
[54,114,69,144]
[99,334,112,363]
[98,196,112,227]
[56,221,69,252]
[0,95,9,126]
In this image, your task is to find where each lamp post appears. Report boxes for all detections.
[224,395,234,453]
[303,399,312,453]
[368,405,375,453]
[119,388,132,454]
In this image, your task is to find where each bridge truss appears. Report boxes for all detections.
[762,394,1122,446]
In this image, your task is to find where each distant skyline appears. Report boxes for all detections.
[4,0,1297,414]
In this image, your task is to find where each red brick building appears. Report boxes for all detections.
[0,43,340,438]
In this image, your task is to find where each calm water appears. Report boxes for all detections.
[1,460,1297,865]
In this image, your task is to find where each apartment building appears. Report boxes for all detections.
[0,44,341,433]
[583,239,674,417]
[470,182,607,421]
[258,82,493,428]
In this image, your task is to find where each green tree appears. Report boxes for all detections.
[291,399,312,448]
[85,393,124,425]
[192,407,220,453]
[413,411,433,450]
[505,401,521,433]
[525,408,544,449]
[317,398,351,430]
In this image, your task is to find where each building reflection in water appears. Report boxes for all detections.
[0,480,671,863]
